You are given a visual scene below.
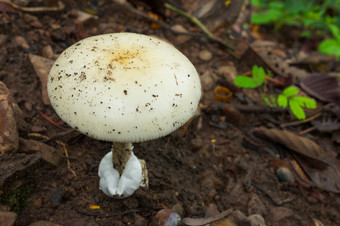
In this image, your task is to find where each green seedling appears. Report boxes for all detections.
[234,65,317,120]
[251,0,340,57]
[318,24,340,58]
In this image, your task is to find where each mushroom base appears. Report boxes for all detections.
[98,151,148,198]
[112,142,133,175]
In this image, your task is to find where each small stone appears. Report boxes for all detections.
[217,64,238,87]
[205,203,220,218]
[199,50,213,61]
[247,214,266,226]
[22,13,38,24]
[151,209,181,226]
[276,167,295,184]
[30,20,43,28]
[70,188,77,197]
[13,36,30,49]
[50,187,63,208]
[171,203,184,217]
[134,214,147,226]
[171,24,191,44]
[33,198,42,209]
[42,45,54,59]
[24,102,33,111]
[268,207,293,222]
[248,194,267,216]
[200,71,215,91]
[0,34,7,47]
[0,211,17,226]
[190,136,203,152]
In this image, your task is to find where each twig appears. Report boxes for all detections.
[280,112,322,129]
[76,207,153,218]
[164,3,238,59]
[164,3,214,39]
[230,104,287,113]
[116,1,238,58]
[39,111,68,131]
[119,1,199,37]
[27,133,77,177]
[0,0,65,12]
[252,182,294,205]
[56,141,77,177]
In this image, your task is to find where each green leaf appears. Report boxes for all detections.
[268,2,284,10]
[328,24,340,42]
[291,96,317,109]
[301,30,312,38]
[283,86,299,97]
[251,9,282,24]
[277,94,288,108]
[289,99,306,120]
[252,65,265,86]
[234,76,258,88]
[318,39,340,58]
[251,0,261,7]
[264,95,277,107]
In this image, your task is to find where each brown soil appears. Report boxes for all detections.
[0,1,339,226]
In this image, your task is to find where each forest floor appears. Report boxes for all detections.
[0,0,339,226]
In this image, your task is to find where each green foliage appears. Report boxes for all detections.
[234,66,317,120]
[250,0,340,57]
[318,24,340,58]
[234,65,264,88]
[278,87,317,119]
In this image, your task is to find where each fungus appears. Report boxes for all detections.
[47,33,201,198]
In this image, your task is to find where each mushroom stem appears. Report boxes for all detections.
[112,142,133,175]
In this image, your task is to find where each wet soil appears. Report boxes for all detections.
[0,1,339,225]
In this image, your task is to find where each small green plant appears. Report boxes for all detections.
[250,0,340,58]
[318,24,340,58]
[234,65,317,120]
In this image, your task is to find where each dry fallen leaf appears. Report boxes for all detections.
[19,138,63,167]
[248,40,309,82]
[0,82,20,154]
[300,73,340,105]
[182,208,233,226]
[254,127,340,193]
[0,0,64,12]
[0,153,41,187]
[29,54,54,105]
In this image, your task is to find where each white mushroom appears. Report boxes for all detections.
[47,33,201,198]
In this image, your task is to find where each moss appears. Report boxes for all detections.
[2,183,35,212]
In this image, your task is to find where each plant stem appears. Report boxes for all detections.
[164,3,214,39]
[112,142,133,175]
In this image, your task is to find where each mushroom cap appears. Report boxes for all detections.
[47,33,201,143]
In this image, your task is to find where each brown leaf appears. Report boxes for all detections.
[0,1,15,13]
[300,73,340,105]
[182,208,233,226]
[1,0,65,13]
[19,138,63,166]
[0,82,19,154]
[254,127,325,160]
[28,54,54,105]
[0,153,41,187]
[248,40,308,82]
[254,127,340,193]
